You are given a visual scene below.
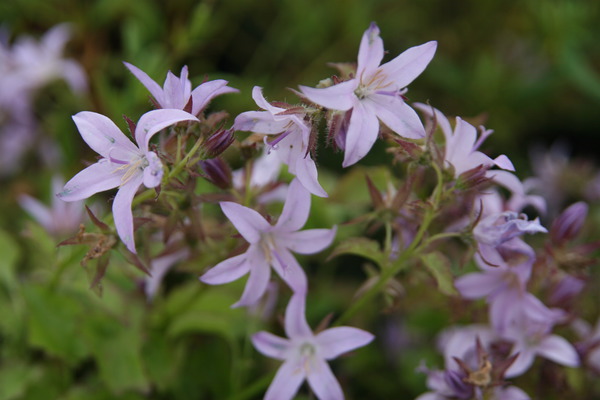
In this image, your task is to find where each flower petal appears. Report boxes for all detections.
[342,100,379,167]
[200,253,250,284]
[135,109,198,152]
[191,79,239,115]
[58,159,123,201]
[299,80,357,111]
[234,111,290,134]
[379,41,437,89]
[275,179,311,232]
[277,227,337,255]
[113,173,144,253]
[316,326,374,360]
[454,271,504,299]
[368,96,425,139]
[294,154,328,198]
[537,335,580,368]
[264,360,306,400]
[271,246,308,294]
[306,358,344,400]
[251,86,283,114]
[220,201,270,244]
[19,195,52,231]
[505,349,536,378]
[357,22,384,79]
[72,111,138,159]
[251,331,290,360]
[123,61,165,105]
[284,292,312,338]
[143,151,163,188]
[232,248,271,308]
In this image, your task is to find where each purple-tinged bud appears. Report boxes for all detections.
[456,165,492,191]
[549,274,585,307]
[550,202,588,245]
[326,110,351,151]
[204,128,234,158]
[199,157,232,190]
[444,370,473,399]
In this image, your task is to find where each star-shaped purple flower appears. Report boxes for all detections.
[58,109,198,253]
[124,62,238,116]
[200,179,336,307]
[299,23,437,166]
[252,293,374,400]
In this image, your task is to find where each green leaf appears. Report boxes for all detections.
[420,252,457,296]
[0,229,19,288]
[0,363,42,400]
[328,237,385,268]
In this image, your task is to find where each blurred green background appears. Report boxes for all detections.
[2,0,600,399]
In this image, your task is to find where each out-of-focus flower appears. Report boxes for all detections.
[473,211,547,248]
[235,86,327,197]
[145,248,189,301]
[124,62,238,116]
[200,179,336,307]
[251,293,374,400]
[232,149,288,204]
[549,201,588,245]
[58,110,198,253]
[19,176,85,237]
[299,23,436,167]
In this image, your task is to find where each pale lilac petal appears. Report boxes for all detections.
[251,331,290,361]
[264,360,305,400]
[316,327,374,360]
[294,154,328,197]
[60,60,87,93]
[145,249,188,300]
[447,118,478,161]
[413,103,453,143]
[72,112,138,159]
[271,247,308,294]
[123,61,165,104]
[494,154,515,171]
[135,109,198,152]
[306,358,344,400]
[537,335,579,368]
[454,272,504,299]
[357,22,384,79]
[220,201,270,244]
[367,96,425,139]
[234,111,290,133]
[275,179,311,232]
[200,253,250,284]
[299,80,358,111]
[232,250,271,308]
[277,227,337,254]
[142,151,163,188]
[251,86,282,115]
[162,69,189,109]
[415,393,445,400]
[191,79,238,115]
[19,194,53,230]
[494,386,531,400]
[342,100,379,167]
[505,349,536,378]
[379,41,437,89]
[489,290,520,334]
[284,292,312,338]
[113,174,144,253]
[58,159,123,201]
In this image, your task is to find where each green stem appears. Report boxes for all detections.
[167,135,204,180]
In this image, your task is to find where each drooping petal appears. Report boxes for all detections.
[284,292,312,339]
[72,111,138,159]
[306,358,345,400]
[264,360,306,400]
[191,79,239,115]
[536,335,580,367]
[299,80,358,111]
[271,246,308,295]
[316,326,374,360]
[367,95,425,139]
[357,22,384,80]
[275,178,311,232]
[135,109,198,152]
[143,151,163,188]
[277,227,337,255]
[220,201,270,244]
[113,173,144,253]
[58,159,123,201]
[200,253,250,284]
[251,331,290,361]
[342,100,379,167]
[234,111,290,134]
[379,41,437,89]
[293,152,328,198]
[232,249,271,308]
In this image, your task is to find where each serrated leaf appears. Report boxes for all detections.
[328,237,385,267]
[420,252,457,296]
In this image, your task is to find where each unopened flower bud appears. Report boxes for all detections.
[550,201,588,245]
[204,128,234,158]
[199,158,232,190]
